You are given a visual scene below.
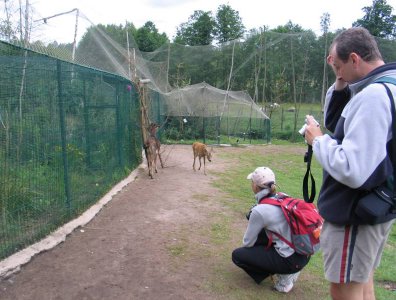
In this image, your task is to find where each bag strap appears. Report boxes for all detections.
[376,81,396,203]
[259,195,296,250]
[303,145,316,203]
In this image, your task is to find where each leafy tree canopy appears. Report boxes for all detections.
[272,21,304,33]
[353,0,396,39]
[174,10,216,46]
[134,21,169,52]
[215,4,245,43]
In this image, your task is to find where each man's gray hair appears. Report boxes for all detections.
[330,27,383,62]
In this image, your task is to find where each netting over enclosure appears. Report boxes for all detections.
[16,13,395,142]
[10,12,396,142]
[8,12,275,144]
[158,82,269,143]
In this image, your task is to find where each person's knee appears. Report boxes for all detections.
[330,282,364,300]
[231,248,241,265]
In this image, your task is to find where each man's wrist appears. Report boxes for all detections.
[312,135,322,147]
[334,79,348,91]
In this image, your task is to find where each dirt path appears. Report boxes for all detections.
[0,144,245,300]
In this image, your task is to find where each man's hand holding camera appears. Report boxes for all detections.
[303,115,323,146]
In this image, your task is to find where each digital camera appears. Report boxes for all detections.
[299,118,319,136]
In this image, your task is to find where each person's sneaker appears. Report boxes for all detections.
[273,271,300,293]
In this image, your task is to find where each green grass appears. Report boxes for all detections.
[208,143,396,299]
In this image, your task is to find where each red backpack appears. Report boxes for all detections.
[259,192,323,256]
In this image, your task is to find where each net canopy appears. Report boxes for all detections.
[163,82,265,118]
[9,8,396,142]
[7,10,271,143]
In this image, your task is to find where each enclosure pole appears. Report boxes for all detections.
[82,79,91,167]
[126,21,131,78]
[71,9,79,63]
[166,43,170,92]
[57,61,72,212]
[156,92,162,140]
[248,102,253,144]
[115,84,122,166]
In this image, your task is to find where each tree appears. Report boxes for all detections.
[174,10,216,46]
[320,12,331,123]
[0,0,22,41]
[353,0,396,39]
[215,4,245,43]
[134,21,169,52]
[272,21,304,33]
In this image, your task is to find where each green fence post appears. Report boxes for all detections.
[115,84,122,166]
[83,79,91,168]
[57,60,71,212]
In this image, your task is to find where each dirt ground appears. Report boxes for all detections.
[0,144,256,300]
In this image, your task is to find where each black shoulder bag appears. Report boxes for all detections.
[355,80,396,224]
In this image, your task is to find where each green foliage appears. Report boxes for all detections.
[353,0,396,39]
[174,4,245,46]
[269,102,322,142]
[134,21,169,52]
[215,4,245,43]
[174,10,216,46]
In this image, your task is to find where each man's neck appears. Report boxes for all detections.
[363,60,385,75]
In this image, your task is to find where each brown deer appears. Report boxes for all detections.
[192,142,213,175]
[144,137,158,179]
[144,123,164,179]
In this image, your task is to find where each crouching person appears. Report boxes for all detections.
[232,167,310,293]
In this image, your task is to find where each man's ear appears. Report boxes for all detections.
[350,52,359,65]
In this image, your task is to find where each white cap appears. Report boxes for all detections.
[247,167,276,188]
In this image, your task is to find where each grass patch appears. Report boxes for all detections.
[167,244,186,257]
[206,143,396,299]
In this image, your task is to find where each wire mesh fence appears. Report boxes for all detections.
[0,41,142,260]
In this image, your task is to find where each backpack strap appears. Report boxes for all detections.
[374,77,396,208]
[374,76,396,86]
[259,195,295,251]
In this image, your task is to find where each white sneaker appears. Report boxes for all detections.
[273,271,300,293]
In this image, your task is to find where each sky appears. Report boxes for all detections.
[28,0,396,44]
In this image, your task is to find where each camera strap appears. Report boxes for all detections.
[303,144,316,203]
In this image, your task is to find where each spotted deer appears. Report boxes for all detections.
[192,142,213,175]
[144,123,164,179]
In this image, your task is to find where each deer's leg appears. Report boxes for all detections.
[148,157,153,179]
[156,140,164,168]
[149,156,154,179]
[158,151,164,168]
[198,157,202,170]
[193,154,196,171]
[147,143,155,179]
[203,156,206,175]
[154,152,158,173]
[144,147,148,165]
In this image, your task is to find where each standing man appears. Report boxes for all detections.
[304,27,396,300]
